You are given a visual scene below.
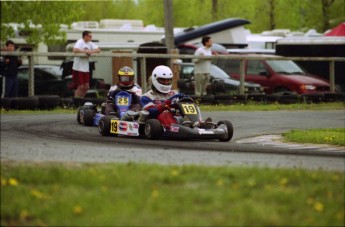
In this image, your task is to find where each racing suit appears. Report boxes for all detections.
[141,89,179,119]
[104,83,142,115]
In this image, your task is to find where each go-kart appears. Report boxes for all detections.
[77,91,139,136]
[96,91,145,137]
[143,95,234,142]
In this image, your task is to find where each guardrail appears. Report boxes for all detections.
[1,51,344,96]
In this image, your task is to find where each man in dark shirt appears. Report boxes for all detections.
[3,40,22,97]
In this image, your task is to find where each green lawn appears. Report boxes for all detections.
[1,162,344,226]
[283,128,345,146]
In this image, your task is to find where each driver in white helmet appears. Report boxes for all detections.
[141,65,179,119]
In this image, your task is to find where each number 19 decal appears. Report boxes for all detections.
[181,104,197,114]
[110,120,119,134]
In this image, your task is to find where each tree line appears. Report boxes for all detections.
[1,0,344,46]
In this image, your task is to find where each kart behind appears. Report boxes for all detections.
[77,91,139,136]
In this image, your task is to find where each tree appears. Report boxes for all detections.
[1,1,84,45]
[321,0,336,31]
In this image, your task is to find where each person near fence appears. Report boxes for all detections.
[2,40,22,98]
[72,30,100,98]
[141,65,179,121]
[104,66,142,116]
[193,36,215,96]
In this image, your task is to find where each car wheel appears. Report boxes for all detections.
[217,120,234,142]
[145,119,163,140]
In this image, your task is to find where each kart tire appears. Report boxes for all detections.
[82,108,95,126]
[77,106,84,124]
[145,119,163,140]
[13,97,39,110]
[217,120,234,142]
[1,97,12,110]
[98,116,114,136]
[35,95,61,110]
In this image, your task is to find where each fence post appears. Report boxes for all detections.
[329,61,335,92]
[28,55,34,96]
[239,58,245,95]
[140,57,147,93]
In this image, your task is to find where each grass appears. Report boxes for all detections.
[1,162,344,226]
[283,128,345,146]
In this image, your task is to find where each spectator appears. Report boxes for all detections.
[72,30,100,98]
[2,40,22,98]
[193,36,214,96]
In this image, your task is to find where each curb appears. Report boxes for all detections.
[235,134,345,157]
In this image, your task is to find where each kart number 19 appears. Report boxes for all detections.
[117,97,129,106]
[110,120,119,134]
[181,104,197,115]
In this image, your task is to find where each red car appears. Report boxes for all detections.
[214,56,330,94]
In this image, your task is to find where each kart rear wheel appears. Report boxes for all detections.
[82,109,95,126]
[98,116,114,136]
[145,119,163,140]
[217,120,234,142]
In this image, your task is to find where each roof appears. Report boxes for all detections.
[171,18,250,45]
[324,23,345,37]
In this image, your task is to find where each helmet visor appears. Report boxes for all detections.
[157,78,172,85]
[119,75,133,82]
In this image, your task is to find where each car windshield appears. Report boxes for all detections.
[266,60,305,74]
[210,65,230,79]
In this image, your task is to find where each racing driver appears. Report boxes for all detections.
[140,65,181,124]
[104,66,142,116]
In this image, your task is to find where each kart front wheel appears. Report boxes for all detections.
[217,120,234,142]
[145,119,163,140]
[82,109,96,126]
[77,106,84,124]
[98,116,114,136]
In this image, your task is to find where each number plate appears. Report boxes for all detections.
[116,96,129,106]
[110,119,140,136]
[110,119,119,134]
[181,103,197,115]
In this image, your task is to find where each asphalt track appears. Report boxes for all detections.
[1,110,344,171]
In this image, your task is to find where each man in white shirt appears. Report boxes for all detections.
[193,36,213,96]
[72,30,100,98]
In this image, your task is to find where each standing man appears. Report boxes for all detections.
[72,30,100,98]
[193,36,214,96]
[3,40,22,98]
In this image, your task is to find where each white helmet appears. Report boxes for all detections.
[151,65,173,93]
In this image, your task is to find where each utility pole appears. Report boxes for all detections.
[164,0,174,52]
[164,0,179,90]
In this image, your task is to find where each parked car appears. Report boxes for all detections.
[177,62,263,95]
[0,64,110,97]
[214,54,330,94]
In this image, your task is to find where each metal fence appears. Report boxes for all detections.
[1,51,344,97]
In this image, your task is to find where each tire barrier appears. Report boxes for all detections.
[1,93,344,110]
